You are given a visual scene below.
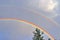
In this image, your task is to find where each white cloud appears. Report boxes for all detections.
[38,0,58,18]
[38,0,58,11]
[29,0,58,18]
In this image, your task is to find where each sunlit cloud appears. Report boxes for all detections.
[38,0,58,18]
[40,0,58,18]
[39,0,58,11]
[29,0,58,18]
[47,0,57,11]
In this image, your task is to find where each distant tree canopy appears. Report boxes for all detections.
[33,28,51,40]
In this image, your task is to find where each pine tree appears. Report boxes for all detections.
[33,28,44,40]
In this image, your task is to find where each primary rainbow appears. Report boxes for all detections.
[0,18,55,40]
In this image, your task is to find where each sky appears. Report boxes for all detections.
[0,20,49,40]
[0,0,60,40]
[0,20,35,40]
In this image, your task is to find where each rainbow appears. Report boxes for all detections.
[0,18,55,40]
[18,7,59,26]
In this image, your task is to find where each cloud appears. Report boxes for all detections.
[40,0,58,18]
[29,0,58,18]
[0,0,58,18]
[39,0,58,11]
[39,0,58,18]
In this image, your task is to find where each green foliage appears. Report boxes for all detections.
[33,28,44,40]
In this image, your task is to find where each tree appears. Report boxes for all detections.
[48,38,51,40]
[33,28,44,40]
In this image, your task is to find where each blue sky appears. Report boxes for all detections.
[0,0,60,40]
[0,20,35,40]
[0,20,50,40]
